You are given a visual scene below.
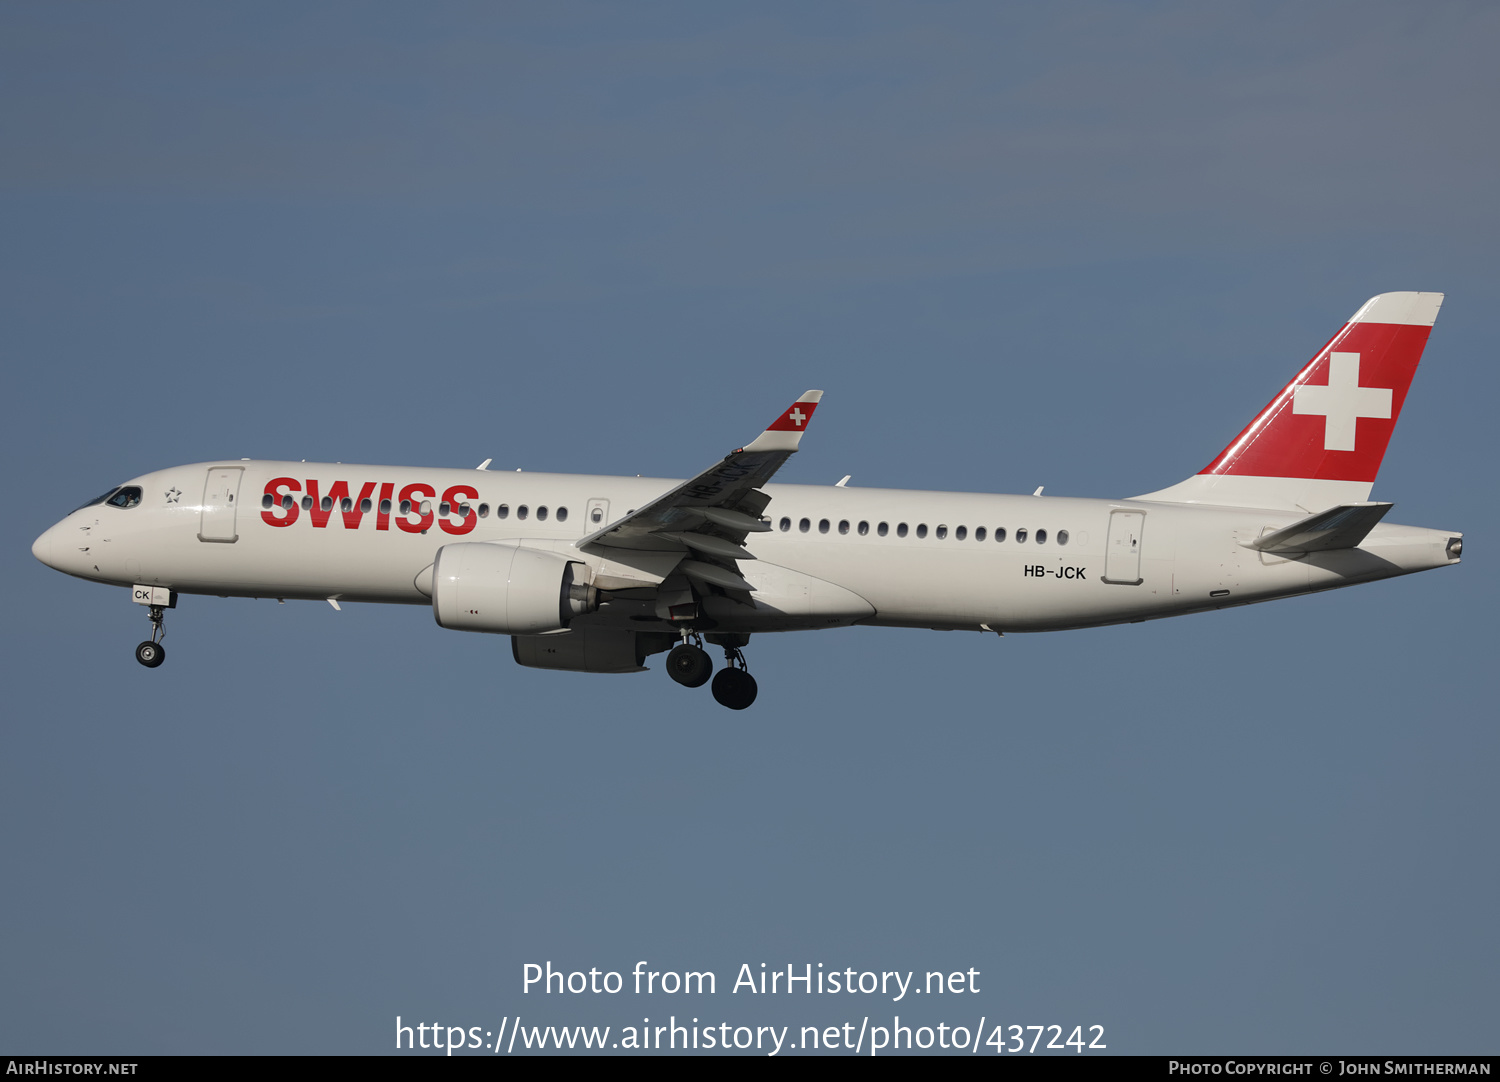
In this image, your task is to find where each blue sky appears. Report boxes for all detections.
[3,2,1496,1054]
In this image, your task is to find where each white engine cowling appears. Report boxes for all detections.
[432,542,597,635]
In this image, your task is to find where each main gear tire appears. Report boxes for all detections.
[711,667,758,710]
[666,644,712,688]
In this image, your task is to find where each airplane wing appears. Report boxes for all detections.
[577,390,823,592]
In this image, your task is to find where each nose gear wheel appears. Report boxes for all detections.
[135,604,167,668]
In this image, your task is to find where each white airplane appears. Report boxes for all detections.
[32,292,1461,709]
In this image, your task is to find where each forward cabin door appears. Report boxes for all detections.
[199,467,243,543]
[1103,510,1144,585]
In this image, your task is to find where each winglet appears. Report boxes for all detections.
[740,390,823,453]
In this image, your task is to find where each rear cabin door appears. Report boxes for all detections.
[199,467,243,543]
[1103,510,1144,585]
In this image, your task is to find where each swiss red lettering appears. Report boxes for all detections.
[396,483,435,534]
[304,480,347,529]
[440,485,480,536]
[376,482,394,532]
[261,477,301,527]
[340,481,378,529]
[263,478,468,535]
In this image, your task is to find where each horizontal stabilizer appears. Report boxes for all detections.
[1249,502,1393,554]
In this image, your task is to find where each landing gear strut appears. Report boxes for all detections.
[710,643,757,710]
[135,605,166,668]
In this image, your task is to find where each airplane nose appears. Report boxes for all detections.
[32,523,63,570]
[32,527,53,567]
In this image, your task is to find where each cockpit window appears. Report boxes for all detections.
[72,487,122,514]
[105,486,142,509]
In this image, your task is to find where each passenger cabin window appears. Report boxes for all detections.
[955,525,967,540]
[497,504,510,519]
[818,518,830,534]
[380,499,392,515]
[537,506,549,521]
[935,524,948,540]
[1057,530,1069,546]
[478,503,490,518]
[916,524,928,539]
[517,505,529,520]
[1016,528,1028,543]
[799,518,811,533]
[994,527,1007,542]
[838,520,850,535]
[897,523,908,538]
[858,521,869,536]
[780,517,791,532]
[556,507,568,522]
[360,498,372,513]
[1036,528,1047,544]
[975,526,987,541]
[878,522,889,537]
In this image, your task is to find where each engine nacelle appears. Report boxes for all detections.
[432,542,597,635]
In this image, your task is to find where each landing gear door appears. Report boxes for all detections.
[199,467,243,543]
[585,499,610,533]
[1103,509,1144,585]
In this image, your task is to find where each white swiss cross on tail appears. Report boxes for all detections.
[1293,352,1392,452]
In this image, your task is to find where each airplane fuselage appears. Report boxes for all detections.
[33,459,1460,637]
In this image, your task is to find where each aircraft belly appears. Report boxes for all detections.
[762,541,1163,632]
[143,522,436,602]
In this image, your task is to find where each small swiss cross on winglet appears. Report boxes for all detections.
[739,390,824,453]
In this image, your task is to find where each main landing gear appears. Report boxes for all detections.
[135,605,166,668]
[665,632,758,710]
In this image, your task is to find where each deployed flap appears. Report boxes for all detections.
[577,390,823,559]
[1249,502,1394,554]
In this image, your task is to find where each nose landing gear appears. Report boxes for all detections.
[135,605,166,668]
